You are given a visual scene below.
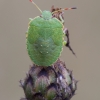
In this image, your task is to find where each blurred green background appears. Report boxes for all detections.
[0,0,100,100]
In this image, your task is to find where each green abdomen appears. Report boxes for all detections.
[26,17,63,66]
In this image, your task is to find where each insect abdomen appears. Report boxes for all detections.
[27,17,63,66]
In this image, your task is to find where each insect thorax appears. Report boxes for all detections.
[41,10,52,20]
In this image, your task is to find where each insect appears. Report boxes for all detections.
[26,0,76,66]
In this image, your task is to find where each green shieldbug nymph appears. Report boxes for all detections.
[26,0,76,66]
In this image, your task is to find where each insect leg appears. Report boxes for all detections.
[51,6,64,24]
[59,12,64,24]
[25,31,28,38]
[63,28,76,56]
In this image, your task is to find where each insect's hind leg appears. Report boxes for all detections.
[63,28,76,56]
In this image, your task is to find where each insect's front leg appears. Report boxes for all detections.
[63,28,76,56]
[51,6,64,24]
[58,12,64,24]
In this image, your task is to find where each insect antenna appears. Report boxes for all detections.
[52,7,77,14]
[29,0,42,13]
